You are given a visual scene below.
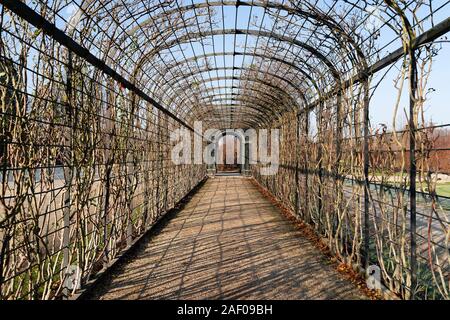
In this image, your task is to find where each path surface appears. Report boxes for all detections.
[91,177,366,300]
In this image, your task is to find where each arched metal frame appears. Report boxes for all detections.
[2,0,449,301]
[63,0,366,130]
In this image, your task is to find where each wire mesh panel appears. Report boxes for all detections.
[249,2,450,300]
[0,1,206,299]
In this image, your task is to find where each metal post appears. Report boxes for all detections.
[409,49,418,300]
[245,137,250,176]
[61,51,73,298]
[102,79,116,264]
[316,103,323,229]
[363,78,370,269]
[334,92,343,237]
[295,112,300,218]
[304,111,309,222]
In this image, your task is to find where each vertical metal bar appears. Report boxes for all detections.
[334,92,343,237]
[409,49,418,299]
[162,113,168,214]
[102,79,115,264]
[317,103,323,229]
[295,111,300,218]
[155,110,161,217]
[245,137,250,176]
[304,111,309,222]
[61,51,73,298]
[103,168,111,263]
[363,78,370,269]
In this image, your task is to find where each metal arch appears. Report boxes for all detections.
[151,51,322,95]
[189,103,268,120]
[189,98,276,117]
[128,27,340,124]
[118,0,358,73]
[133,28,341,83]
[62,0,369,124]
[125,0,355,40]
[64,0,371,120]
[157,66,308,103]
[174,93,291,127]
[149,67,314,114]
[176,97,284,127]
[171,84,306,125]
[90,2,341,114]
[193,109,271,129]
[65,0,345,121]
[193,86,297,107]
[109,0,361,52]
[132,27,337,119]
[65,1,210,128]
[178,86,299,119]
[208,119,265,130]
[167,76,304,110]
[198,93,290,115]
[166,76,307,121]
[199,100,280,119]
[191,113,265,129]
[199,93,300,118]
[198,97,285,119]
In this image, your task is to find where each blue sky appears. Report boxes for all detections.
[370,44,450,129]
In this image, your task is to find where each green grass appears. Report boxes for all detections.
[419,182,450,198]
[367,173,450,198]
[435,182,450,198]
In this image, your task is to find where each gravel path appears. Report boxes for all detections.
[90,176,366,300]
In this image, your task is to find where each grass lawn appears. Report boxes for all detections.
[436,182,450,198]
[422,182,450,198]
[373,179,450,199]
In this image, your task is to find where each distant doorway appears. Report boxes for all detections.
[216,134,241,174]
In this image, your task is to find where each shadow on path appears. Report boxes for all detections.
[87,177,366,300]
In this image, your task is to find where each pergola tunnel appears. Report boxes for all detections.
[0,0,449,300]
